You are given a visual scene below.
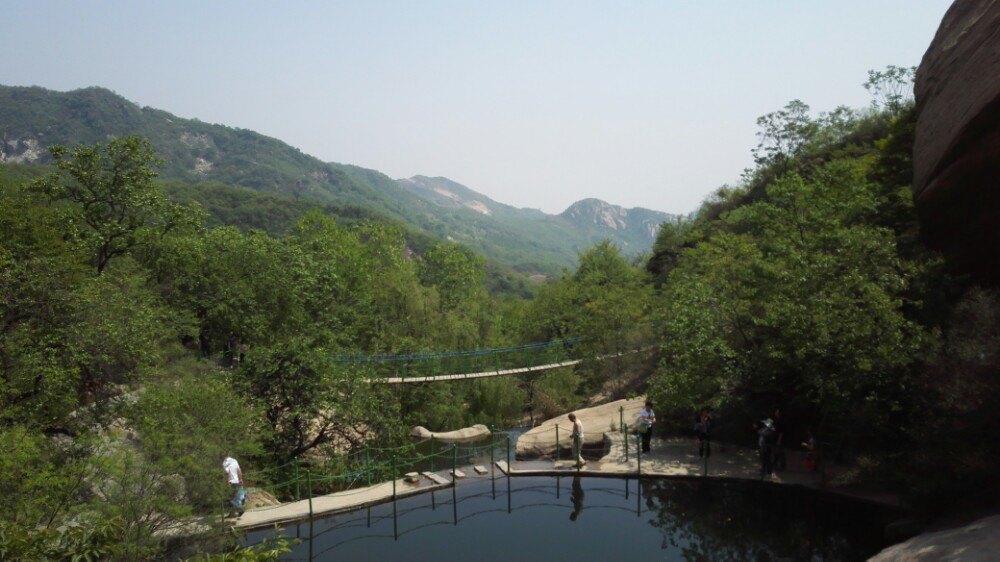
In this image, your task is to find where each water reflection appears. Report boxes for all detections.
[569,476,584,521]
[248,475,895,561]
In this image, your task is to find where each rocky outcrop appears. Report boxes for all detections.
[869,513,1000,561]
[515,397,646,458]
[913,0,1000,283]
[410,423,490,443]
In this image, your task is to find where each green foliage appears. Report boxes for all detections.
[0,516,125,562]
[651,160,927,434]
[864,65,916,113]
[0,86,673,277]
[128,368,262,508]
[31,135,199,274]
[185,534,295,562]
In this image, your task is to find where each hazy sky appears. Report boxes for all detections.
[2,1,952,214]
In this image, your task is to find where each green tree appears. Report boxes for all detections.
[32,135,198,274]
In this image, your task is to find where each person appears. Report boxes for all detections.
[223,455,246,517]
[638,400,656,453]
[755,419,776,479]
[802,428,819,474]
[568,413,585,468]
[771,408,786,471]
[694,409,712,458]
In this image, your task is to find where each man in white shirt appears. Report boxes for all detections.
[568,413,585,468]
[223,455,245,517]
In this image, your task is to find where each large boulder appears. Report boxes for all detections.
[410,424,490,443]
[913,0,1000,283]
[516,397,646,458]
[869,513,1000,561]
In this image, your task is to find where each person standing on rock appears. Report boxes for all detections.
[755,419,776,479]
[638,400,656,453]
[568,413,585,467]
[223,455,246,517]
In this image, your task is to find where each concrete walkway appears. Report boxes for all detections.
[234,474,454,531]
[503,433,902,507]
[233,432,899,532]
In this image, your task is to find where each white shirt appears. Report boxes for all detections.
[223,457,241,485]
[572,419,584,440]
[640,408,655,428]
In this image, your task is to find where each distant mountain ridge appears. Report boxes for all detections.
[399,175,673,253]
[0,84,675,273]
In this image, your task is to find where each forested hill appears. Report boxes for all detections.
[0,84,674,274]
[400,175,675,256]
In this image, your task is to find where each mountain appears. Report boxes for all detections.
[0,84,675,274]
[399,175,674,255]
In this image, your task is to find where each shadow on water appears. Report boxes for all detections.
[246,473,898,562]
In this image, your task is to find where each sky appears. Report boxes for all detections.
[1,1,953,215]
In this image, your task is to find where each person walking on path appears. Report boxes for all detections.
[771,408,787,471]
[755,419,776,479]
[638,400,656,453]
[568,413,585,468]
[223,455,246,517]
[694,409,712,458]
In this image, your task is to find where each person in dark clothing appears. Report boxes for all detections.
[638,400,655,453]
[694,409,712,458]
[755,418,776,479]
[772,408,786,471]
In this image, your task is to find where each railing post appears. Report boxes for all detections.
[294,456,301,501]
[637,434,642,477]
[619,406,624,434]
[555,424,560,461]
[391,455,397,500]
[506,435,511,466]
[624,426,629,461]
[431,436,436,472]
[365,443,372,486]
[306,470,313,518]
[490,436,495,474]
[452,443,457,487]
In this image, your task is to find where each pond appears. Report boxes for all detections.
[246,475,897,561]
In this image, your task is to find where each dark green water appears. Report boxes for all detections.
[246,475,897,561]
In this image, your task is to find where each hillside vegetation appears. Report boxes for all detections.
[1,85,673,274]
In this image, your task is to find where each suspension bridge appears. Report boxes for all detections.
[335,338,643,383]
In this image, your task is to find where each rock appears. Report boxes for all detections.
[869,513,1000,561]
[515,397,645,459]
[473,465,489,475]
[404,472,420,483]
[245,487,281,509]
[913,0,1000,283]
[451,469,466,479]
[421,471,450,485]
[410,424,491,443]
